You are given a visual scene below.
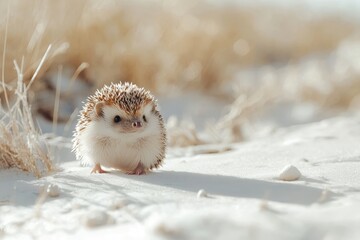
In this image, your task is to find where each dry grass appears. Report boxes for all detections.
[166,116,205,147]
[0,0,356,97]
[0,57,53,177]
[214,38,360,142]
[216,84,280,142]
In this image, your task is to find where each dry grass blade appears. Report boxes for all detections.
[25,44,52,92]
[1,3,10,109]
[52,65,62,133]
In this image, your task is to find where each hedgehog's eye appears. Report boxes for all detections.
[114,115,121,123]
[143,115,147,122]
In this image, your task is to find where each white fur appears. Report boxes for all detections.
[78,104,163,172]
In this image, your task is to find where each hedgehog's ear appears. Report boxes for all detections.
[95,102,105,117]
[143,102,154,114]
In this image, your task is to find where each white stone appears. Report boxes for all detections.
[278,165,301,181]
[46,184,60,198]
[197,189,208,198]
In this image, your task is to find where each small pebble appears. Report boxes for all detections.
[108,198,129,210]
[278,165,301,181]
[197,189,208,198]
[318,189,330,203]
[46,184,60,198]
[84,210,113,228]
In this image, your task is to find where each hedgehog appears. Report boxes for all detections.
[72,82,166,175]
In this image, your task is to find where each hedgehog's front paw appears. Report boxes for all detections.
[91,163,108,174]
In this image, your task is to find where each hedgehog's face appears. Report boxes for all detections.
[93,101,159,138]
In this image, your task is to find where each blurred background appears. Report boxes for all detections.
[1,0,360,147]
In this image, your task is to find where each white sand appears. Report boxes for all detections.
[1,113,360,239]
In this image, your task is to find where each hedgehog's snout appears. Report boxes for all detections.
[132,120,142,128]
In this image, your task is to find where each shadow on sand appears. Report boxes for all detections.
[117,170,339,206]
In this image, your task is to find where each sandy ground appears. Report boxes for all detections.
[1,112,360,240]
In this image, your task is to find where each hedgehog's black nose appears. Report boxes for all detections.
[132,121,142,128]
